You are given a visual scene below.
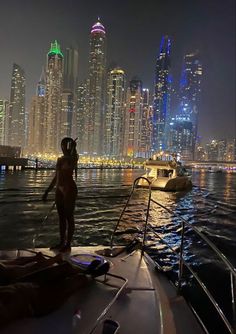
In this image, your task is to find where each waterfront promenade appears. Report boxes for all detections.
[0,156,236,171]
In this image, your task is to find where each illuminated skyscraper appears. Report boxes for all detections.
[0,99,9,145]
[28,70,46,154]
[123,79,143,157]
[168,116,194,160]
[61,91,75,138]
[105,68,126,157]
[62,47,79,141]
[140,88,152,158]
[8,64,26,148]
[85,19,106,155]
[152,36,171,152]
[179,52,202,157]
[45,40,64,153]
[76,82,87,154]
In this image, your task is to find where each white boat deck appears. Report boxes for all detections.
[0,247,204,334]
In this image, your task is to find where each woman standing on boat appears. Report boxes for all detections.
[42,137,78,252]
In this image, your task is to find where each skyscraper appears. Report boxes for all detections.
[45,40,64,153]
[168,116,194,160]
[152,36,171,152]
[85,19,106,156]
[8,64,26,148]
[63,47,79,93]
[179,52,202,158]
[0,99,9,145]
[105,68,126,157]
[28,70,46,154]
[140,89,152,158]
[76,82,87,154]
[63,47,79,141]
[61,91,74,139]
[123,79,143,157]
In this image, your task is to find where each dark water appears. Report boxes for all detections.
[0,168,235,333]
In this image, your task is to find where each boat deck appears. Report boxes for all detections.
[0,247,204,334]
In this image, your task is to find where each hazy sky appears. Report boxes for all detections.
[0,0,235,142]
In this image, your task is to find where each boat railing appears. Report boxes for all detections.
[146,198,236,334]
[88,272,128,334]
[110,176,152,250]
[109,176,235,333]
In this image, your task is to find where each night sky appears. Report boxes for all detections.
[0,0,235,143]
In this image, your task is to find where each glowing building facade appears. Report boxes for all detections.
[76,82,87,154]
[28,71,46,154]
[105,68,126,157]
[178,52,202,158]
[61,91,75,139]
[45,40,64,153]
[0,100,8,145]
[152,36,171,153]
[85,19,106,156]
[8,64,26,148]
[123,79,143,157]
[140,88,152,158]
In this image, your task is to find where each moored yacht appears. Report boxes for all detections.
[138,155,192,191]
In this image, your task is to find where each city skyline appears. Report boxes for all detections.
[0,0,235,143]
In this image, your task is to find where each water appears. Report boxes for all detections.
[0,168,235,333]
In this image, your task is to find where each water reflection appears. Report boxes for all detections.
[0,169,235,264]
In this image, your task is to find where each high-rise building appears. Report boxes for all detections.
[28,70,46,154]
[168,116,194,160]
[85,19,106,156]
[76,82,87,154]
[63,47,79,141]
[0,99,9,145]
[140,88,152,158]
[105,68,126,157]
[123,79,143,157]
[152,36,171,153]
[8,64,26,148]
[179,52,202,158]
[217,139,227,161]
[206,140,219,161]
[63,47,79,93]
[61,91,75,139]
[45,40,64,153]
[226,139,236,161]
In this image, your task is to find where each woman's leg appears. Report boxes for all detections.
[63,187,77,250]
[54,190,67,248]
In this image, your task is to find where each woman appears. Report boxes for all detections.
[42,137,78,252]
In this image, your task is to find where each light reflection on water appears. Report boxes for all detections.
[0,168,235,333]
[0,169,235,265]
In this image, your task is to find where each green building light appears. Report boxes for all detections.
[47,40,63,57]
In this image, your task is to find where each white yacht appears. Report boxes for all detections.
[138,158,192,191]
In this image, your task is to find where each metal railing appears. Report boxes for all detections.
[146,198,236,334]
[89,273,128,334]
[109,177,235,333]
[110,176,152,251]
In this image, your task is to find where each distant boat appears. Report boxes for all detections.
[138,156,192,191]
